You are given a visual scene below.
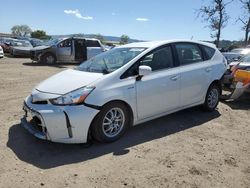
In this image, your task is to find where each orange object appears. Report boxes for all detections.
[234,70,250,86]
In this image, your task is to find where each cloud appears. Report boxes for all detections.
[111,12,116,16]
[64,9,93,20]
[136,18,149,22]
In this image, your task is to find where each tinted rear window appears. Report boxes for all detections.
[86,40,101,47]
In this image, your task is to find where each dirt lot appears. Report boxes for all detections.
[0,56,249,188]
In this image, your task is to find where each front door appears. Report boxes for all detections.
[136,46,180,120]
[56,39,73,62]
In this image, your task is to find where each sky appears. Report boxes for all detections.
[0,0,246,41]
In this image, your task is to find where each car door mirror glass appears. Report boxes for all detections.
[139,65,152,76]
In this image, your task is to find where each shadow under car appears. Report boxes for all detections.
[7,106,220,169]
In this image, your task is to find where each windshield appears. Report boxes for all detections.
[240,54,250,63]
[77,47,146,74]
[12,40,32,47]
[43,38,61,46]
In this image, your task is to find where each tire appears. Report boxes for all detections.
[91,102,130,143]
[42,53,56,64]
[202,84,220,112]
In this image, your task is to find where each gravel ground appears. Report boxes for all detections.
[0,56,249,188]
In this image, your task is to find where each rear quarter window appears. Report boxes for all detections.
[202,45,216,60]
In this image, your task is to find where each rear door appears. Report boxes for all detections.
[86,40,104,59]
[135,45,180,119]
[174,43,212,107]
[56,39,73,61]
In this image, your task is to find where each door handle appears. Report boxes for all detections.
[205,67,212,72]
[170,75,179,81]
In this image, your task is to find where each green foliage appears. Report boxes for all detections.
[120,34,130,44]
[31,30,51,40]
[11,25,32,37]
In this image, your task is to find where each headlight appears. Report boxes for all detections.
[50,86,95,105]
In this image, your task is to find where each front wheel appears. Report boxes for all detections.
[202,84,220,112]
[91,102,130,143]
[42,53,56,64]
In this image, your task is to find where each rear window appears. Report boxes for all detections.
[202,45,215,60]
[86,40,101,47]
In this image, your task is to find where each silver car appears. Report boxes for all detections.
[10,40,33,57]
[30,37,106,64]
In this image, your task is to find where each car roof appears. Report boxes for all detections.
[59,37,100,41]
[118,40,216,49]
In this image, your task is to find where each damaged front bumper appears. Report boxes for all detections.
[221,69,250,99]
[21,95,99,144]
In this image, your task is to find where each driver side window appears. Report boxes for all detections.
[58,39,72,48]
[140,46,174,71]
[121,46,174,79]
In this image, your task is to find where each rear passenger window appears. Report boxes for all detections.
[175,43,203,65]
[86,40,101,47]
[203,46,215,60]
[140,46,174,71]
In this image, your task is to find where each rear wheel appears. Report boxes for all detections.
[91,102,129,143]
[42,53,56,64]
[203,84,220,111]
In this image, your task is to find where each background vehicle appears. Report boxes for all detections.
[230,48,250,55]
[222,54,250,99]
[22,40,227,144]
[30,37,106,64]
[222,52,243,63]
[0,46,4,58]
[9,40,33,57]
[0,37,16,53]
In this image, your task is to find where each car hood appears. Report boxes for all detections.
[35,69,103,95]
[33,45,51,51]
[13,46,33,51]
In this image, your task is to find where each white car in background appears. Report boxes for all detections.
[0,46,4,58]
[21,40,227,144]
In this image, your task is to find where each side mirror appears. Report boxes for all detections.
[139,65,152,76]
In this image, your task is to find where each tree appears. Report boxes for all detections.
[237,0,250,46]
[120,35,130,44]
[11,25,32,37]
[31,30,51,40]
[94,33,104,43]
[198,0,232,47]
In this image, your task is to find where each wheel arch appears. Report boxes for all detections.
[87,99,134,141]
[42,51,57,63]
[209,79,222,95]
